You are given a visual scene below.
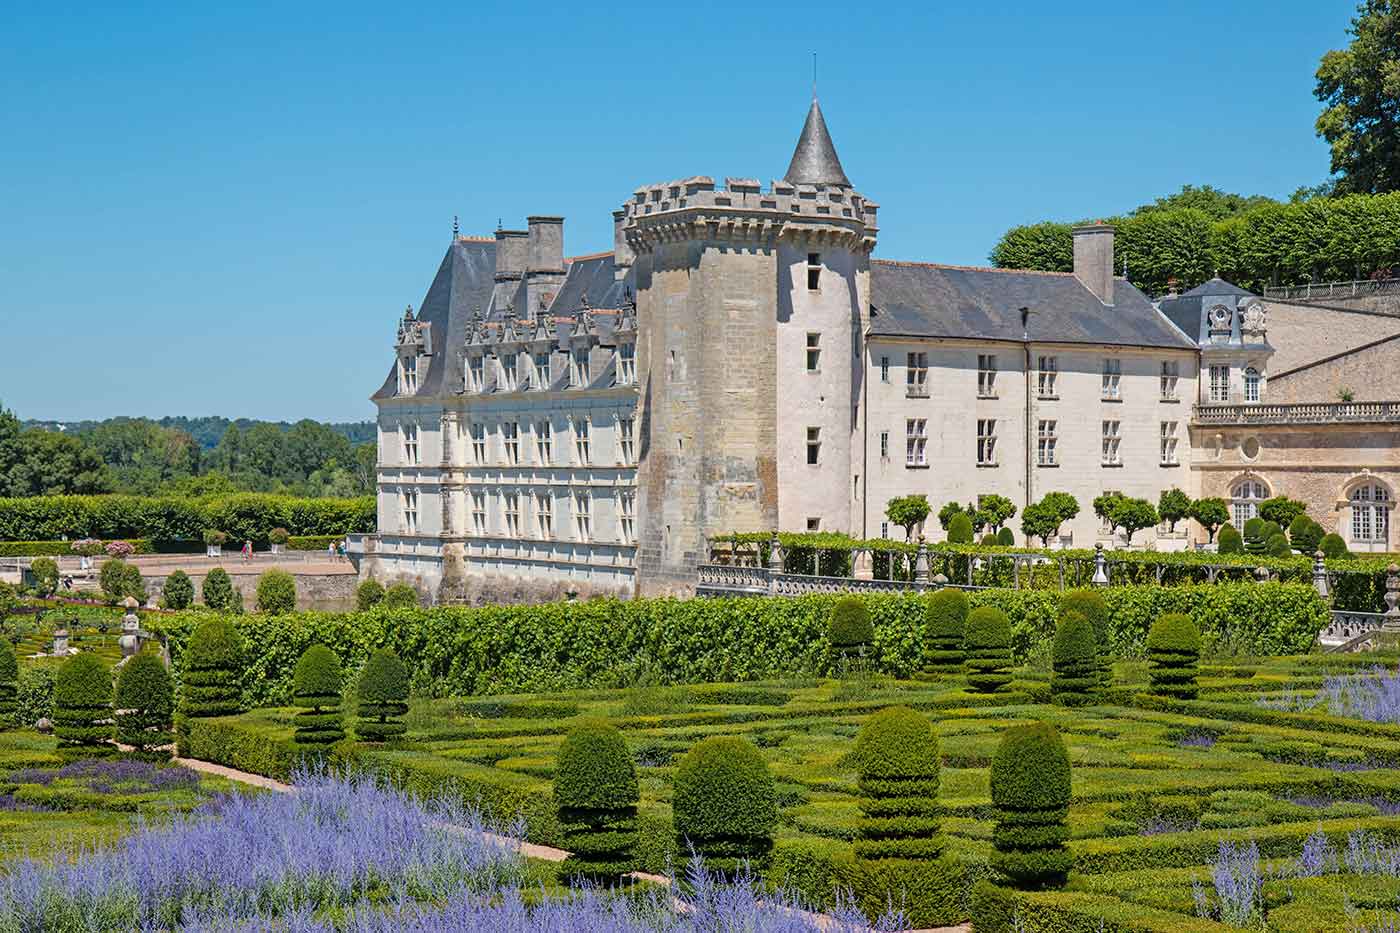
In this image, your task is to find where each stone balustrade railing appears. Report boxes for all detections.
[1264,277,1400,301]
[1193,402,1400,425]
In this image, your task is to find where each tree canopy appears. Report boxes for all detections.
[1316,1,1400,195]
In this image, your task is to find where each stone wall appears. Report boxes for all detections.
[142,569,359,612]
[1265,300,1400,375]
[1268,334,1400,403]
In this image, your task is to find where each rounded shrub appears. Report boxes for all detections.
[1241,516,1265,545]
[292,645,344,749]
[201,567,236,611]
[1320,533,1350,559]
[554,720,640,883]
[980,534,998,547]
[947,512,974,544]
[996,527,1016,546]
[828,596,874,649]
[255,569,297,614]
[1058,590,1109,654]
[99,559,142,603]
[923,589,969,675]
[672,736,778,874]
[963,607,1013,693]
[115,651,174,760]
[382,582,420,609]
[180,618,244,719]
[356,579,386,611]
[1146,613,1202,700]
[356,649,409,742]
[1288,515,1323,554]
[53,653,114,761]
[1266,532,1291,557]
[1050,611,1100,707]
[0,641,17,727]
[30,557,59,597]
[1217,523,1244,555]
[990,721,1072,890]
[162,570,194,610]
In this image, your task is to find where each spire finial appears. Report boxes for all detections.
[812,52,817,100]
[452,215,459,237]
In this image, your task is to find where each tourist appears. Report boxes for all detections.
[242,539,252,561]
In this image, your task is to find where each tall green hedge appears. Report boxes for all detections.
[672,736,777,875]
[54,653,114,761]
[964,607,1014,693]
[0,494,374,544]
[0,641,17,727]
[142,583,1327,706]
[990,721,1072,890]
[923,589,969,674]
[115,652,174,760]
[553,720,639,883]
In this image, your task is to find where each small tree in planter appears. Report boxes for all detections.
[990,721,1072,889]
[356,579,385,610]
[886,494,932,542]
[203,529,228,558]
[356,649,409,742]
[1157,488,1192,535]
[255,570,297,614]
[1146,614,1201,700]
[71,538,103,570]
[268,527,290,555]
[672,736,777,877]
[201,567,236,610]
[0,641,17,727]
[553,720,640,884]
[964,607,1013,693]
[292,645,344,749]
[1051,611,1100,707]
[54,653,114,761]
[923,588,969,675]
[115,651,174,761]
[162,570,194,610]
[827,596,875,674]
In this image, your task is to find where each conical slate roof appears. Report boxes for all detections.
[783,98,851,187]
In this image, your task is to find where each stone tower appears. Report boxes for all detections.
[625,99,879,595]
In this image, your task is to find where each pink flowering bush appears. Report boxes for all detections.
[71,539,104,558]
[104,540,135,559]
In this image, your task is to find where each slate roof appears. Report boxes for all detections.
[784,98,852,188]
[1155,277,1258,344]
[868,261,1196,350]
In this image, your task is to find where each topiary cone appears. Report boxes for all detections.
[963,607,1013,693]
[115,651,174,760]
[923,589,969,675]
[990,721,1072,890]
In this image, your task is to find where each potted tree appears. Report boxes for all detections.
[70,538,103,571]
[203,529,228,559]
[268,528,290,556]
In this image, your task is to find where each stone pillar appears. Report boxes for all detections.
[853,549,874,580]
[1384,564,1400,633]
[52,629,69,656]
[914,537,930,585]
[1312,551,1330,601]
[119,597,140,658]
[767,531,783,573]
[1091,544,1109,587]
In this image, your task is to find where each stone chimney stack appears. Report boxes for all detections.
[1072,222,1116,306]
[495,228,528,282]
[613,209,635,278]
[527,216,565,274]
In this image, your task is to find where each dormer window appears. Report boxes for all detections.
[807,253,821,290]
[617,342,636,385]
[467,355,485,392]
[534,351,551,389]
[571,348,589,387]
[500,354,518,392]
[398,355,418,394]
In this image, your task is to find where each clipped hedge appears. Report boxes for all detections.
[0,494,374,545]
[1050,611,1100,707]
[1145,614,1201,700]
[0,642,17,727]
[53,653,114,761]
[828,596,874,649]
[923,589,968,674]
[672,736,777,875]
[964,607,1013,693]
[356,649,409,742]
[553,720,639,883]
[115,652,174,760]
[990,721,1072,890]
[292,645,344,748]
[179,618,244,721]
[143,583,1327,705]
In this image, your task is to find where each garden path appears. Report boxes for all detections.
[171,755,968,933]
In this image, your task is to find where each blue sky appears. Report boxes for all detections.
[1,1,1350,422]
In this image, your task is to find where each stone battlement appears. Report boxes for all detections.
[624,175,878,228]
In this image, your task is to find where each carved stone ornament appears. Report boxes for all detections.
[1208,304,1232,333]
[1239,299,1267,337]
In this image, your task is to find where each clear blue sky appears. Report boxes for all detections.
[1,0,1349,423]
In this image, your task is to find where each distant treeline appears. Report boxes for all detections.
[22,415,375,450]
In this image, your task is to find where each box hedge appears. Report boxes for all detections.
[965,607,1014,693]
[672,736,777,875]
[1051,612,1100,707]
[990,721,1072,890]
[924,589,969,674]
[1145,615,1201,700]
[53,653,114,761]
[114,651,174,760]
[553,720,639,882]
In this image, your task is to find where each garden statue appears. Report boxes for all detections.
[119,597,141,658]
[51,628,71,656]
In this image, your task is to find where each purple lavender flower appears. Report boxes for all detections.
[1321,666,1400,723]
[1178,732,1216,749]
[1295,830,1335,877]
[1210,840,1264,927]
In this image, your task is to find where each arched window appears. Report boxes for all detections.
[1243,367,1261,404]
[1231,479,1269,528]
[1350,483,1392,546]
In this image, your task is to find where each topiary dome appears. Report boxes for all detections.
[554,720,640,882]
[828,596,874,648]
[115,651,174,760]
[672,735,777,874]
[356,649,410,742]
[53,653,114,760]
[963,606,1013,693]
[923,588,969,675]
[1050,611,1100,707]
[989,721,1073,889]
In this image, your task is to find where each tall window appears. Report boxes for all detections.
[880,356,890,382]
[618,416,635,464]
[618,491,636,543]
[905,419,927,466]
[1244,367,1261,403]
[617,342,636,385]
[1351,483,1391,545]
[806,333,821,372]
[534,351,552,389]
[880,430,889,460]
[1037,420,1057,466]
[471,491,487,535]
[907,352,928,397]
[500,354,518,391]
[402,423,419,465]
[502,422,520,465]
[1101,420,1122,465]
[1102,358,1121,399]
[977,354,998,397]
[806,427,821,465]
[571,348,589,387]
[536,420,552,464]
[1037,355,1058,397]
[977,419,997,465]
[573,418,591,465]
[1209,365,1230,403]
[1160,360,1179,400]
[535,492,553,538]
[469,422,486,464]
[401,488,418,534]
[1160,421,1179,465]
[1231,480,1268,528]
[573,490,592,541]
[399,355,418,394]
[807,252,821,290]
[467,355,485,392]
[504,491,521,536]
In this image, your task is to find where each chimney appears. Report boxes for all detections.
[1166,276,1180,298]
[613,209,635,276]
[494,228,528,282]
[1072,222,1116,306]
[527,216,565,274]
